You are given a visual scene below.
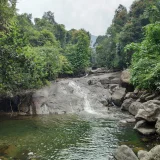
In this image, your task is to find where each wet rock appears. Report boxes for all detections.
[111,88,126,106]
[129,102,144,116]
[134,120,156,135]
[114,145,138,160]
[126,118,136,123]
[155,117,160,135]
[138,150,148,159]
[119,120,127,124]
[121,98,135,111]
[135,100,160,122]
[140,145,160,160]
[2,145,19,158]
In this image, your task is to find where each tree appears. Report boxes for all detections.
[125,22,160,90]
[42,11,57,25]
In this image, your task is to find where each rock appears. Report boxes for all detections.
[138,150,148,159]
[111,78,120,84]
[121,98,135,111]
[119,119,136,124]
[145,93,157,101]
[121,70,134,92]
[88,79,98,85]
[3,145,19,157]
[99,78,110,85]
[135,100,160,122]
[154,96,160,100]
[134,120,156,135]
[111,88,126,106]
[119,120,127,124]
[140,145,160,160]
[129,102,144,116]
[155,117,160,135]
[108,84,119,92]
[126,118,136,123]
[90,68,108,74]
[114,145,138,160]
[140,92,151,102]
[121,69,131,84]
[99,98,108,106]
[134,89,139,95]
[125,92,138,99]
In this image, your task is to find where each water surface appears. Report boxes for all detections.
[0,112,158,160]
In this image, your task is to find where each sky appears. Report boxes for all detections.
[17,0,135,36]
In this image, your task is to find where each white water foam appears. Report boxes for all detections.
[68,81,97,114]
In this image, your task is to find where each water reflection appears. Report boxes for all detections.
[0,114,158,160]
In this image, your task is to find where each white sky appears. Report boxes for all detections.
[17,0,135,36]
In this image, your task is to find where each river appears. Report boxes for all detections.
[0,110,157,160]
[0,73,158,160]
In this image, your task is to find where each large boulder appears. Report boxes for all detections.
[111,88,126,106]
[121,69,130,84]
[129,102,144,116]
[135,100,160,122]
[134,120,156,135]
[121,98,135,111]
[121,69,134,92]
[114,145,138,160]
[139,145,160,160]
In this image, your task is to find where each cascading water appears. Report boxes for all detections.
[68,81,97,114]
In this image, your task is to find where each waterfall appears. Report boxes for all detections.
[68,81,97,114]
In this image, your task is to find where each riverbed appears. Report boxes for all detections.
[0,109,158,160]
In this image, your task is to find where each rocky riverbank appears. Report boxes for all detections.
[1,68,160,159]
[114,70,160,160]
[115,145,160,160]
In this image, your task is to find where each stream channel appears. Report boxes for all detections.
[0,110,158,160]
[0,74,158,160]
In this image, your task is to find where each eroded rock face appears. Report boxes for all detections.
[139,145,160,160]
[135,100,160,122]
[129,102,144,116]
[114,145,138,160]
[134,120,156,135]
[111,88,126,106]
[31,73,116,115]
[121,98,135,111]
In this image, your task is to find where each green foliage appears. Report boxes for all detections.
[66,30,90,75]
[125,23,160,90]
[0,3,91,95]
[95,0,157,69]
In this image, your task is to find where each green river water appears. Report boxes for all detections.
[0,112,158,160]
